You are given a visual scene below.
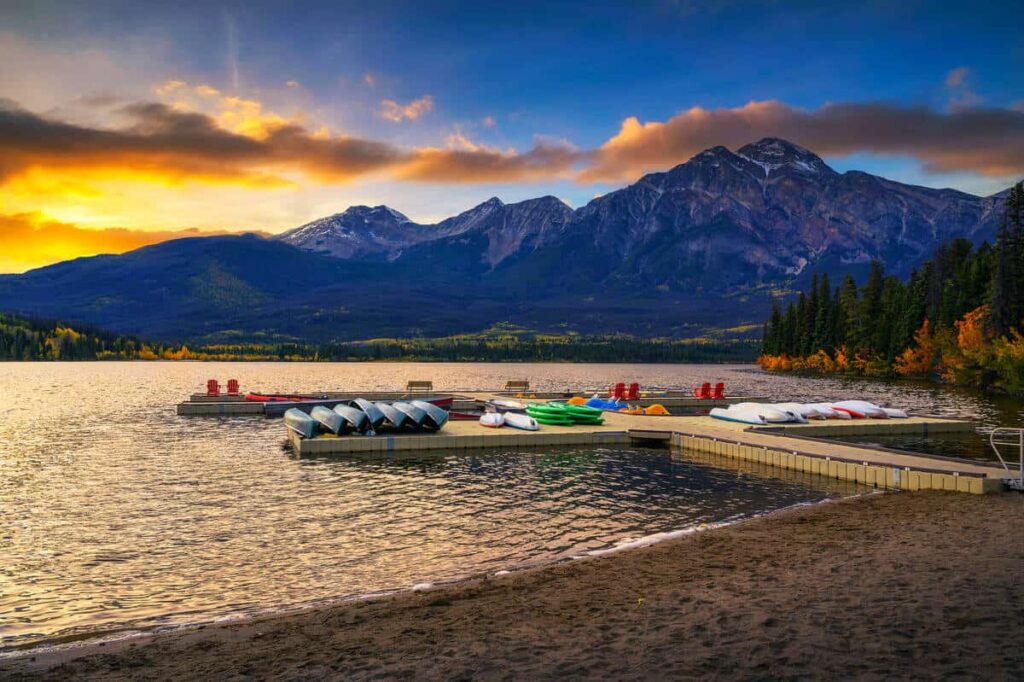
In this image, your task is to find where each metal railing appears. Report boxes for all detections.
[989,428,1024,491]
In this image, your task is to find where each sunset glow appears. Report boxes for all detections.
[1,1,1021,272]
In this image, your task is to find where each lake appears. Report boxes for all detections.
[1,361,1019,652]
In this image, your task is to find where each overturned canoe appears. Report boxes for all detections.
[773,403,825,420]
[730,402,803,423]
[410,399,449,430]
[310,405,345,434]
[376,402,409,429]
[709,407,767,425]
[353,398,387,429]
[832,400,888,418]
[284,408,320,438]
[392,401,428,428]
[333,404,369,432]
[805,403,850,419]
[486,399,527,413]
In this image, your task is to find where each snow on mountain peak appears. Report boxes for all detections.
[736,138,833,176]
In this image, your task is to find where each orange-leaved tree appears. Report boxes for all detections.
[894,319,938,377]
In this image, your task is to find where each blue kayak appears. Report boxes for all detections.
[585,398,629,411]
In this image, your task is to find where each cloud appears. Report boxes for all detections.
[0,96,578,188]
[380,95,434,122]
[944,66,981,111]
[363,72,376,87]
[286,80,300,89]
[579,99,1024,183]
[398,140,580,183]
[4,89,1021,195]
[0,212,236,273]
[482,115,496,128]
[945,66,970,88]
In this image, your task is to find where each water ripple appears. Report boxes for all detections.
[1,361,1012,650]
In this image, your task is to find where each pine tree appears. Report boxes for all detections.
[859,261,884,354]
[812,273,832,351]
[992,182,1024,335]
[837,275,860,351]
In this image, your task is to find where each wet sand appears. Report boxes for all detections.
[4,491,1022,681]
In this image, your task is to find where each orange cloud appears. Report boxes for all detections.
[0,97,578,189]
[580,100,1024,183]
[0,212,238,273]
[397,141,580,183]
[380,95,434,122]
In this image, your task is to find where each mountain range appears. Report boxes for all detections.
[0,138,1012,344]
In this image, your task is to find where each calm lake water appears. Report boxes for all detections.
[0,362,1019,652]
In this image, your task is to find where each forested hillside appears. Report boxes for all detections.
[0,315,757,363]
[759,182,1024,393]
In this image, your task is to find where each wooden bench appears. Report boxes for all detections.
[406,380,433,392]
[504,379,530,392]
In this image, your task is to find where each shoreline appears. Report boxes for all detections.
[1,493,854,661]
[4,491,1021,680]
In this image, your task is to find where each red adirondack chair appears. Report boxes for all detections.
[626,382,640,400]
[206,379,220,397]
[609,382,626,399]
[693,382,711,399]
[712,382,725,399]
[226,379,240,396]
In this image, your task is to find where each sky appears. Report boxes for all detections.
[1,0,1022,272]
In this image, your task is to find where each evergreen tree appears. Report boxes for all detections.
[837,275,860,351]
[812,273,833,351]
[992,182,1024,335]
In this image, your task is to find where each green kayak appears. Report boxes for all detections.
[527,402,603,426]
[532,411,573,421]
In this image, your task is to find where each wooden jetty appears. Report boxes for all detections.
[176,389,760,416]
[285,411,1009,494]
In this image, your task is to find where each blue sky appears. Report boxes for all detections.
[0,0,1021,257]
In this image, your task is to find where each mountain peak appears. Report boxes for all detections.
[340,205,411,223]
[736,138,833,175]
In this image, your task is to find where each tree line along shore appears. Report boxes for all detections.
[0,315,757,364]
[760,182,1024,394]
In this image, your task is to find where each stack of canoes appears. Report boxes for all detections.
[284,398,449,438]
[709,400,909,426]
[525,402,604,426]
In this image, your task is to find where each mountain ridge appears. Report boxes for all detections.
[0,138,1015,343]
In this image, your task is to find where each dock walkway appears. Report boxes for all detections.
[286,411,1006,494]
[177,390,759,416]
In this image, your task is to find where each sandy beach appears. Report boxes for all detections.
[4,491,1022,681]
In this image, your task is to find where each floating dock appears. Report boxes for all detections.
[176,390,759,416]
[286,412,1009,494]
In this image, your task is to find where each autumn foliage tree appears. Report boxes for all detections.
[761,183,1024,393]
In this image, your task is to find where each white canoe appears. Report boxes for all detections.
[773,402,825,420]
[881,407,909,418]
[805,403,850,419]
[709,407,767,425]
[832,400,888,418]
[731,403,805,423]
[504,412,540,431]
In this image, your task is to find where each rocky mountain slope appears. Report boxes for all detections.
[0,139,1011,343]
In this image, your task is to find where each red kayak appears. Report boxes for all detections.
[245,393,316,402]
[448,410,486,421]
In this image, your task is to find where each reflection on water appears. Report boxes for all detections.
[0,361,1019,650]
